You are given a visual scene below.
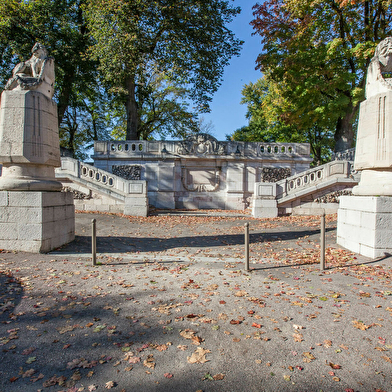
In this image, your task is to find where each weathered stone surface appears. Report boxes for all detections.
[353,37,392,196]
[0,89,61,191]
[337,196,392,258]
[5,43,55,99]
[0,191,75,253]
[92,138,312,210]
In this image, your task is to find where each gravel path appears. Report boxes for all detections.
[0,211,391,392]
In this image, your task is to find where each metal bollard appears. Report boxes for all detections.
[245,223,250,271]
[320,211,325,271]
[92,219,97,266]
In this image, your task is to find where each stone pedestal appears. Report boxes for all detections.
[0,191,75,253]
[0,90,62,191]
[337,196,392,258]
[353,91,392,195]
[252,182,278,218]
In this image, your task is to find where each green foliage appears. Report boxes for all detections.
[83,0,243,139]
[229,76,333,163]
[251,0,392,151]
[0,0,242,158]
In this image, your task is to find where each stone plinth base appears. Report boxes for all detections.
[124,195,148,217]
[252,182,278,218]
[0,191,75,253]
[252,198,278,218]
[337,195,392,258]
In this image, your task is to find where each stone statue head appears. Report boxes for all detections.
[375,37,392,71]
[31,42,48,58]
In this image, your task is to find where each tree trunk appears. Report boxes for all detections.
[125,76,138,140]
[57,75,74,127]
[334,104,358,152]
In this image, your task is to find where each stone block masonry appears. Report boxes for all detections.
[337,196,392,258]
[0,191,75,253]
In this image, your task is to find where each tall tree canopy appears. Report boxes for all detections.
[229,77,334,163]
[83,0,243,140]
[0,0,242,156]
[251,0,392,151]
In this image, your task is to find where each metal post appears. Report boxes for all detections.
[92,219,97,266]
[320,211,325,271]
[245,223,250,271]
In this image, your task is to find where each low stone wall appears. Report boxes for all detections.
[92,136,312,210]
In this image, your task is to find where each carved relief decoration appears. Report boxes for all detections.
[112,165,141,180]
[261,167,291,183]
[177,134,225,156]
[181,167,221,192]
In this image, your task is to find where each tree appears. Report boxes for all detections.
[229,77,334,163]
[109,68,201,141]
[0,0,97,127]
[59,86,111,160]
[84,0,243,140]
[251,0,392,151]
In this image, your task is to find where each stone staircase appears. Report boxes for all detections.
[276,160,359,215]
[55,157,148,216]
[252,150,359,217]
[53,149,358,218]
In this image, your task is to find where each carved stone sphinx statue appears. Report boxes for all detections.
[364,37,392,99]
[0,43,75,253]
[0,42,61,191]
[353,37,392,195]
[5,43,55,99]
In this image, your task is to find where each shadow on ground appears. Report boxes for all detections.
[55,228,334,255]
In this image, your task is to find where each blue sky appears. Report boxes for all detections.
[202,0,263,140]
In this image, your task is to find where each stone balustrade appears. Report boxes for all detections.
[94,140,310,159]
[252,160,358,217]
[276,161,353,200]
[55,157,148,216]
[332,148,356,162]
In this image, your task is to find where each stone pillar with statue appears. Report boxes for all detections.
[337,37,392,258]
[0,43,75,252]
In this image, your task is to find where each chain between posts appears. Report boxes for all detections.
[92,219,97,266]
[245,223,250,271]
[320,211,325,271]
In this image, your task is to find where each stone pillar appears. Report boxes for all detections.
[0,90,75,253]
[337,37,392,258]
[0,90,62,191]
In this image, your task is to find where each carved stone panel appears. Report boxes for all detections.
[181,167,220,192]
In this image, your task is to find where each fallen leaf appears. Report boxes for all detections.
[352,320,370,330]
[164,373,174,378]
[213,373,225,380]
[105,381,115,389]
[303,352,315,363]
[323,340,332,348]
[328,362,341,369]
[26,356,36,364]
[235,290,248,297]
[293,333,303,342]
[187,347,211,364]
[143,354,155,369]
